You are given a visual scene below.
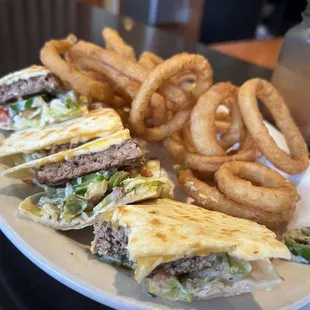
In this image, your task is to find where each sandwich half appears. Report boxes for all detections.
[0,65,88,130]
[0,108,123,166]
[91,199,290,302]
[3,129,171,230]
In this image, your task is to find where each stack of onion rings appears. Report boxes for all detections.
[178,163,299,226]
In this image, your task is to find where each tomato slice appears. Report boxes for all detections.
[0,106,9,123]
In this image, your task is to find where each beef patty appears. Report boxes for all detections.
[0,73,62,104]
[91,221,217,277]
[33,139,144,186]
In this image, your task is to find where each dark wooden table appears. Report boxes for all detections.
[0,1,272,310]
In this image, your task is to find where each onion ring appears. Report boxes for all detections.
[69,41,192,110]
[130,53,212,140]
[173,71,197,85]
[164,132,260,172]
[215,111,231,121]
[238,78,309,174]
[190,82,244,155]
[181,121,197,153]
[178,169,294,225]
[40,35,114,102]
[85,71,129,107]
[138,51,163,70]
[215,161,299,212]
[138,52,198,93]
[148,96,168,126]
[218,99,245,150]
[215,120,231,134]
[102,27,136,61]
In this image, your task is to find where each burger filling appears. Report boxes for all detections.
[91,222,282,302]
[1,90,86,130]
[30,138,168,222]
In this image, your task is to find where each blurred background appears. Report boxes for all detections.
[0,0,307,72]
[80,0,307,69]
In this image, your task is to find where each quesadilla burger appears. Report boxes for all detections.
[0,65,88,130]
[91,199,290,302]
[3,128,171,230]
[0,108,123,166]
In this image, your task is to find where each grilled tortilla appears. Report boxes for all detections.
[92,199,290,301]
[0,107,123,165]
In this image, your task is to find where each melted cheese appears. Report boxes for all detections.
[3,129,130,179]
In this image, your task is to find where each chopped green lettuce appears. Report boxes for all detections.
[71,173,106,195]
[122,176,165,192]
[191,253,252,283]
[61,194,88,220]
[226,255,252,275]
[85,180,108,200]
[144,277,192,302]
[50,95,83,118]
[9,90,85,130]
[108,171,129,189]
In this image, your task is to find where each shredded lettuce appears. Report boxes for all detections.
[61,194,88,220]
[85,180,108,200]
[50,93,83,119]
[38,187,67,206]
[122,176,165,192]
[226,255,252,275]
[38,195,65,207]
[93,192,113,211]
[144,277,192,302]
[108,171,129,189]
[71,173,106,196]
[93,184,163,213]
[8,90,85,130]
[192,253,252,283]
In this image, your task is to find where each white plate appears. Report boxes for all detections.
[1,123,310,310]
